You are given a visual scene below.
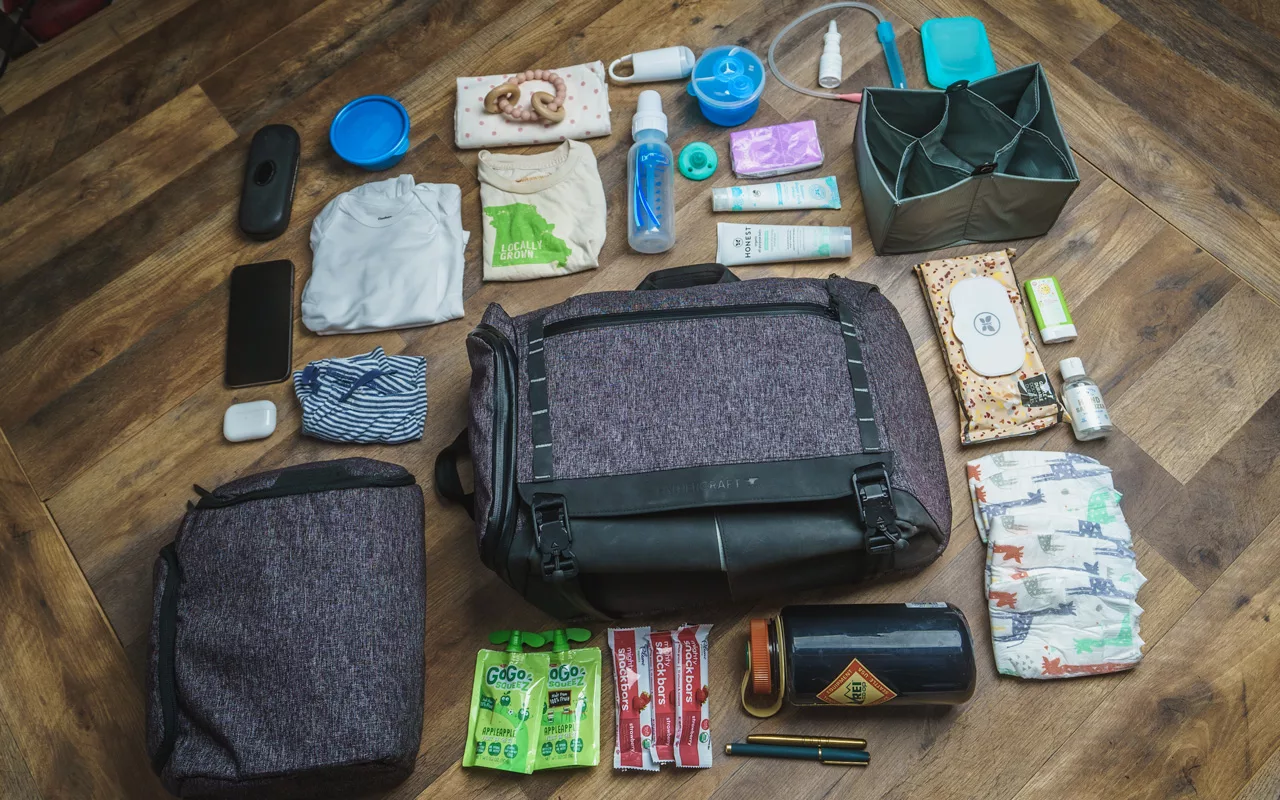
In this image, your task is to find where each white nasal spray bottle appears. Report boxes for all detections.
[818,21,842,89]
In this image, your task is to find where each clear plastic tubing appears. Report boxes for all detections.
[767,2,906,103]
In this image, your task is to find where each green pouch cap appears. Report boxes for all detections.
[463,632,549,774]
[533,629,601,770]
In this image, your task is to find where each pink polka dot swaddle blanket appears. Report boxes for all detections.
[455,62,612,149]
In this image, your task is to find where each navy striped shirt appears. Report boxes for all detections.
[293,347,426,444]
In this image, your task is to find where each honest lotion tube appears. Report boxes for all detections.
[712,176,841,212]
[716,223,853,266]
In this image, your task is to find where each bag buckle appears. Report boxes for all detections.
[531,493,578,582]
[853,464,904,555]
[973,162,996,176]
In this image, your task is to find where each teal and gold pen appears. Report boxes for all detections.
[724,742,870,766]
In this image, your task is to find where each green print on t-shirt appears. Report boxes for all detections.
[484,203,572,269]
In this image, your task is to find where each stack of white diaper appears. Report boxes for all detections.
[968,451,1145,679]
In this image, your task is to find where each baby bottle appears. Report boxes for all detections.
[627,90,676,253]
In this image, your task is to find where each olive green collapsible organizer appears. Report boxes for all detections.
[855,64,1079,255]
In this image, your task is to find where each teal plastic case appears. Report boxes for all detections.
[920,17,997,89]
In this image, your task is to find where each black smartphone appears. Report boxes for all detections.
[238,124,300,241]
[225,260,294,388]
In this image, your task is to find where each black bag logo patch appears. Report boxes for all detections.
[1018,374,1057,407]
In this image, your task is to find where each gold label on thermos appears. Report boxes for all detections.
[816,658,897,706]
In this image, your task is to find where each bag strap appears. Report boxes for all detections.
[526,316,554,481]
[827,277,908,557]
[831,296,883,454]
[636,263,738,290]
[434,429,475,518]
[151,543,181,775]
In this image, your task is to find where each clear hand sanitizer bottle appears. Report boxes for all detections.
[1060,357,1113,440]
[627,90,676,253]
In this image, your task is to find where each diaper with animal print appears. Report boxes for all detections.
[968,451,1146,680]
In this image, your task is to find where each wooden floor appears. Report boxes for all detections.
[1,0,1279,797]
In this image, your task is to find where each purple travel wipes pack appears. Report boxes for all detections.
[729,119,824,178]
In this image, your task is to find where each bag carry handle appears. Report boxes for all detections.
[434,429,475,519]
[635,263,739,290]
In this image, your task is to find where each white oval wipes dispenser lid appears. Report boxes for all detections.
[949,277,1026,377]
[223,400,278,442]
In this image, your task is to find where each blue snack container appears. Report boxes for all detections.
[329,95,410,171]
[686,45,766,127]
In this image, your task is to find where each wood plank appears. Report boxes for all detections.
[0,710,40,800]
[0,0,324,205]
[201,0,474,133]
[1074,20,1280,219]
[0,429,165,799]
[1216,0,1280,39]
[962,0,1120,62]
[1233,744,1280,800]
[1066,227,1237,402]
[0,142,244,357]
[0,85,236,293]
[1110,283,1280,484]
[1134,389,1280,591]
[1098,0,1280,109]
[0,0,200,115]
[1013,515,1280,800]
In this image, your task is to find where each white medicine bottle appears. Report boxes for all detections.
[1060,357,1113,441]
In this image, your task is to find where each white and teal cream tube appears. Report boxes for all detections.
[711,176,841,212]
[716,223,853,266]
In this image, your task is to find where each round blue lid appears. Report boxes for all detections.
[330,95,409,164]
[689,46,765,108]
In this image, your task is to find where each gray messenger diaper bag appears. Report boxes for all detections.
[856,63,1079,254]
[435,264,951,619]
[146,458,425,799]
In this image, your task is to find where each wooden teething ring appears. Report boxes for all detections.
[485,69,568,124]
[531,92,566,123]
[484,83,520,114]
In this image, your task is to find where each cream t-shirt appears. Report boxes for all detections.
[477,141,607,282]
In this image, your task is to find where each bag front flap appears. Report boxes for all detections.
[513,277,882,486]
[516,453,893,517]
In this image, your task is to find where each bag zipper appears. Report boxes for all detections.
[193,470,415,509]
[472,324,518,573]
[542,301,837,337]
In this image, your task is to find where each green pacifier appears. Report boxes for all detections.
[678,142,718,180]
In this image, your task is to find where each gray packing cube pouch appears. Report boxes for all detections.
[146,458,425,799]
[436,264,950,619]
[855,63,1079,254]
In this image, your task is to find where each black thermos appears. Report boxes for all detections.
[744,603,976,713]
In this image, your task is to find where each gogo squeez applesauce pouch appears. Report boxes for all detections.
[464,631,549,775]
[608,627,658,771]
[534,628,602,770]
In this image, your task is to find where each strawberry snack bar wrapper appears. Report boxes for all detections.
[649,629,677,764]
[674,623,713,768]
[608,627,658,771]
